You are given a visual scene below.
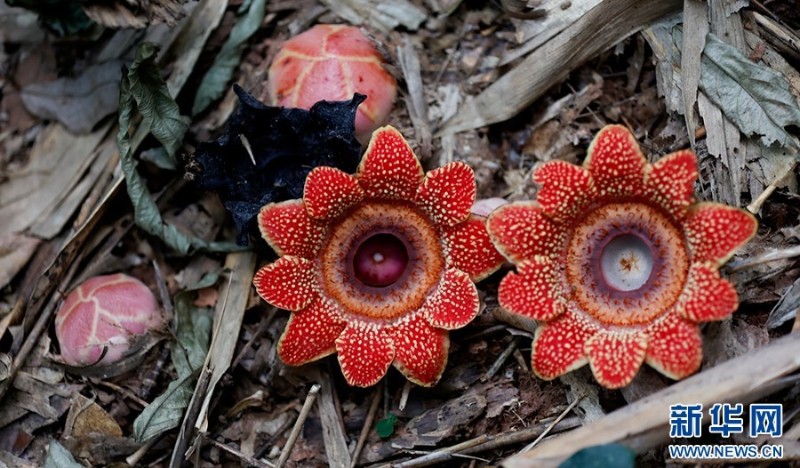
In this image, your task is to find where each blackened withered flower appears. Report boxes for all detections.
[190,86,365,245]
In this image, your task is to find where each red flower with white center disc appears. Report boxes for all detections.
[254,126,505,387]
[487,125,757,389]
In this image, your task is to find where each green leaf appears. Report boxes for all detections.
[132,274,217,442]
[376,413,398,438]
[117,43,242,255]
[192,0,268,115]
[44,439,83,468]
[171,272,219,377]
[701,33,800,150]
[559,444,635,468]
[126,43,190,161]
[132,370,198,443]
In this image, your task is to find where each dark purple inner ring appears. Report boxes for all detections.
[588,227,664,299]
[345,229,416,292]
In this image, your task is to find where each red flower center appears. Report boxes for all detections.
[322,202,444,320]
[598,233,654,292]
[353,233,410,287]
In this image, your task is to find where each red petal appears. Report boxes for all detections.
[584,125,646,197]
[678,263,739,322]
[531,312,596,380]
[253,256,317,311]
[644,150,698,219]
[585,331,648,389]
[533,161,596,222]
[685,202,757,265]
[645,314,702,380]
[258,200,326,258]
[422,269,480,330]
[356,126,424,200]
[442,215,505,281]
[278,297,346,365]
[415,161,476,227]
[497,257,565,321]
[336,322,394,387]
[487,202,566,263]
[390,314,449,386]
[303,166,364,220]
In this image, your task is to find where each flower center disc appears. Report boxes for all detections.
[321,202,445,320]
[600,234,654,292]
[353,234,409,287]
[565,203,689,326]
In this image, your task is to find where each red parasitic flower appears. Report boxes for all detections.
[487,125,757,389]
[268,24,397,142]
[254,126,505,387]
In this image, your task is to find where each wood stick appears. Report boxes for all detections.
[520,396,583,452]
[504,332,800,467]
[203,435,274,468]
[385,417,582,468]
[438,0,682,135]
[483,338,517,381]
[275,384,321,468]
[350,385,383,468]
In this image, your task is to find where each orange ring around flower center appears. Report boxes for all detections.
[565,203,689,326]
[319,201,445,321]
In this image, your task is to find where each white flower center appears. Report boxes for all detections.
[600,234,654,292]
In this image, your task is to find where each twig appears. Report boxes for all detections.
[729,245,800,272]
[276,384,321,468]
[203,435,274,468]
[127,437,158,466]
[398,380,413,412]
[351,384,383,468]
[389,435,492,468]
[512,349,529,373]
[483,338,518,381]
[93,379,148,408]
[521,395,583,452]
[750,0,785,25]
[746,161,796,214]
[398,450,489,463]
[232,310,277,369]
[152,258,175,317]
[255,417,294,460]
[384,417,582,468]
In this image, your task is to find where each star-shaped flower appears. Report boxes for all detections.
[254,126,505,387]
[487,125,757,389]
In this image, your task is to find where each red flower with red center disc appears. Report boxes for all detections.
[254,126,505,387]
[487,125,757,389]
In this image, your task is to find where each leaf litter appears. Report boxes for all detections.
[2,1,800,467]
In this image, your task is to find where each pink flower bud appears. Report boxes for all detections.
[55,274,163,367]
[268,24,397,142]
